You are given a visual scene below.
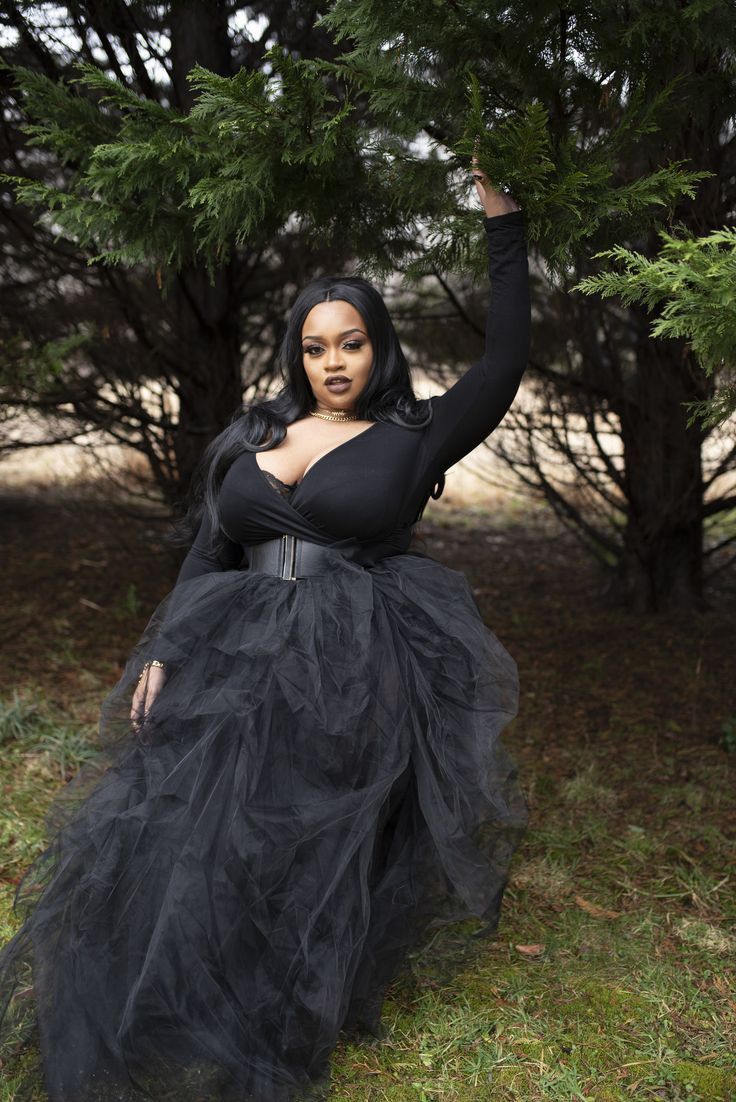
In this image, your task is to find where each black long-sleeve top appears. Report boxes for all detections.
[175,210,530,583]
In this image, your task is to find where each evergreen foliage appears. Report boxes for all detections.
[0,3,363,495]
[3,14,705,281]
[3,0,734,608]
[576,228,736,427]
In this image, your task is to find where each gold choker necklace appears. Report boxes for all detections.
[309,409,358,422]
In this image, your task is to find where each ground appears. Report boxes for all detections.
[0,479,734,1101]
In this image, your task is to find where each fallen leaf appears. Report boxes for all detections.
[79,597,104,612]
[574,895,621,919]
[515,943,545,957]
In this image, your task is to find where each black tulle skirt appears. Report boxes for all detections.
[0,547,527,1101]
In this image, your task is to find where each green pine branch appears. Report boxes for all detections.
[575,227,736,426]
[0,14,716,286]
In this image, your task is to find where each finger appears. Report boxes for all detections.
[470,155,487,183]
[131,702,149,732]
[131,687,146,723]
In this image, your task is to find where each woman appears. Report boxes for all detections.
[0,162,530,1102]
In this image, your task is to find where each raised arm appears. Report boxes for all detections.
[422,208,530,475]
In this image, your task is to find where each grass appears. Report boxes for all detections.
[0,693,100,895]
[328,747,736,1102]
[1,489,735,1100]
[2,708,734,1101]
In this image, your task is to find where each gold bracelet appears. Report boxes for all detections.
[138,659,165,680]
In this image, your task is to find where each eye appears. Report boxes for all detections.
[302,340,365,356]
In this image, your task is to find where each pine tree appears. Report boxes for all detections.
[0,1,352,497]
[315,0,735,610]
[576,227,736,428]
[5,31,701,275]
[4,0,735,606]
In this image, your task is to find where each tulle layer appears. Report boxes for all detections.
[0,548,527,1101]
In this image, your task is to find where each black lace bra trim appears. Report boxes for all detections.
[263,470,297,497]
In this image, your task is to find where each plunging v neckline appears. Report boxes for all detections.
[253,422,380,494]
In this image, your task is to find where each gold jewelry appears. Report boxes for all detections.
[138,658,165,681]
[309,409,358,422]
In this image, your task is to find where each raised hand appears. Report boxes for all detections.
[471,138,520,218]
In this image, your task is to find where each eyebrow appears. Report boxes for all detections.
[301,328,367,341]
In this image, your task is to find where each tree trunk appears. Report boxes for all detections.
[168,0,242,497]
[616,336,708,613]
[171,265,244,494]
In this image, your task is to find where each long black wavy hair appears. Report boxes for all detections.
[172,274,444,555]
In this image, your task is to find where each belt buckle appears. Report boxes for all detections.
[281,533,297,581]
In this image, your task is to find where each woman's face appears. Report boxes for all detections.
[301,299,374,414]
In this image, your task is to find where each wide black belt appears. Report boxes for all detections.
[245,535,338,580]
